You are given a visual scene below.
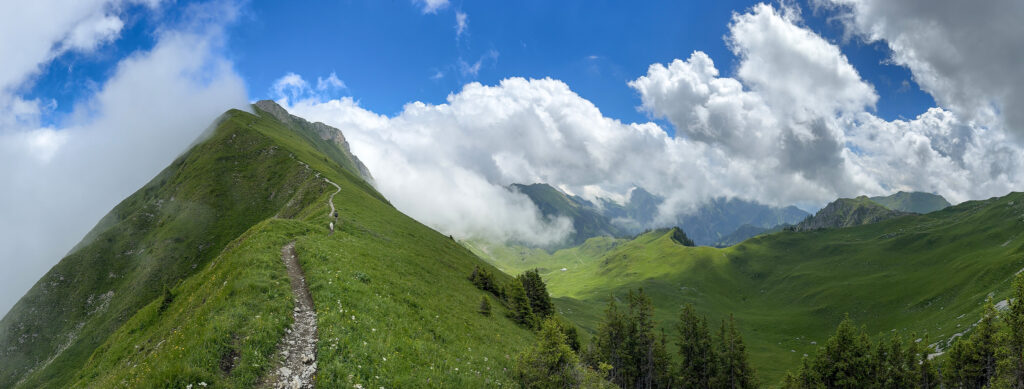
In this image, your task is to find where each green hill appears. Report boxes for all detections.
[0,102,535,388]
[870,191,951,214]
[796,195,906,231]
[476,193,1024,383]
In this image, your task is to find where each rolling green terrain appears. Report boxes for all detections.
[870,191,951,214]
[475,193,1024,384]
[0,102,534,388]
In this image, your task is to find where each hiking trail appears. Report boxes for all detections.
[262,242,318,389]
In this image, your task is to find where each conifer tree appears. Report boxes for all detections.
[594,297,628,386]
[918,336,938,389]
[625,289,669,389]
[789,356,820,389]
[677,303,715,388]
[518,269,555,319]
[479,295,492,316]
[714,314,757,389]
[945,301,1000,389]
[507,280,536,328]
[998,274,1024,388]
[813,316,873,388]
[552,316,582,352]
[515,317,581,388]
[975,300,1001,386]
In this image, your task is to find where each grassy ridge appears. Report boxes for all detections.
[70,219,315,388]
[0,109,332,388]
[2,103,539,388]
[294,171,534,387]
[476,194,1024,384]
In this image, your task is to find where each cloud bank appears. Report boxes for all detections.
[275,3,1024,246]
[0,2,248,316]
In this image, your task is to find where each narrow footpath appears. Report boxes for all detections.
[262,242,318,389]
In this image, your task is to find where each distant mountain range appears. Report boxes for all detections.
[511,183,954,247]
[509,183,809,246]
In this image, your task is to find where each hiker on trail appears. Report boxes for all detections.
[329,221,334,234]
[333,211,338,219]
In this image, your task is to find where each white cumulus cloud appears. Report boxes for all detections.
[824,0,1024,137]
[273,2,1024,250]
[0,4,247,317]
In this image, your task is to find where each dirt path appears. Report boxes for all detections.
[262,242,318,389]
[324,178,340,218]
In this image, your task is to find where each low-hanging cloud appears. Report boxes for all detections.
[277,2,1024,247]
[0,3,248,317]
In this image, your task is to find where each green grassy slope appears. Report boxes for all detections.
[0,108,333,388]
[2,104,535,388]
[476,193,1024,384]
[870,191,951,214]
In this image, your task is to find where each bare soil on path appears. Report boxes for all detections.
[261,242,318,389]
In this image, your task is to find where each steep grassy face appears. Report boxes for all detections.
[0,109,332,388]
[870,191,951,214]
[294,177,534,387]
[68,219,315,388]
[2,103,536,388]
[476,193,1024,383]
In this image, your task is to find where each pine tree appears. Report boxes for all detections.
[790,356,821,388]
[946,337,979,389]
[677,303,715,388]
[625,289,668,389]
[518,269,554,319]
[593,297,628,386]
[998,274,1024,388]
[946,301,1000,389]
[653,329,673,388]
[876,335,919,389]
[479,295,492,316]
[919,336,937,389]
[507,280,536,328]
[813,316,873,388]
[976,300,1001,386]
[515,317,581,388]
[714,315,757,389]
[552,316,582,352]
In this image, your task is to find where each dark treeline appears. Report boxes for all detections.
[581,289,756,389]
[787,274,1024,389]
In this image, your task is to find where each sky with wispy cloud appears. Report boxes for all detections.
[2,0,1024,315]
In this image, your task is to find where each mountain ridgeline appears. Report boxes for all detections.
[0,101,538,388]
[795,195,909,231]
[510,183,809,247]
[870,190,951,213]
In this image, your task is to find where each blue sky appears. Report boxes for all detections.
[4,0,1023,316]
[28,0,933,132]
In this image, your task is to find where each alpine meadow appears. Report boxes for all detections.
[3,1,1024,388]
